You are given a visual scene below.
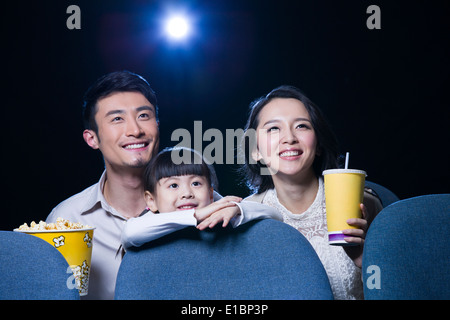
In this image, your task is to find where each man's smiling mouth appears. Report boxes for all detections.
[123,142,149,150]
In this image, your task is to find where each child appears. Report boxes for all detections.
[121,147,281,249]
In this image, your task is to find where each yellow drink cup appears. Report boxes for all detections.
[323,169,366,246]
[14,228,95,296]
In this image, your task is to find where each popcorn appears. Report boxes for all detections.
[53,235,65,248]
[18,217,91,231]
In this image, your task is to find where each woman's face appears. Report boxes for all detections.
[253,98,318,180]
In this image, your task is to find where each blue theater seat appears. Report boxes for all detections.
[115,219,333,300]
[0,231,79,300]
[362,194,450,299]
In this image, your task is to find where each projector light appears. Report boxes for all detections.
[165,15,190,40]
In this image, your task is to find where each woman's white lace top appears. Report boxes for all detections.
[262,177,363,300]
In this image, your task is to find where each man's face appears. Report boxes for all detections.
[83,91,159,170]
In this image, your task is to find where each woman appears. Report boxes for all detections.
[240,85,382,300]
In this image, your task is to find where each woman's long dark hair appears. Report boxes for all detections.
[240,85,339,194]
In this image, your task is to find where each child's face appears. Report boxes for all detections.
[145,175,214,213]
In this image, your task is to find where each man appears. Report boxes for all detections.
[47,71,281,299]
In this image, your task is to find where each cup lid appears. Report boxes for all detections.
[322,169,367,176]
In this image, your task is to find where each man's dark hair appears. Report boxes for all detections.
[82,70,158,133]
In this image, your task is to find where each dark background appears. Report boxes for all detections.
[3,0,449,230]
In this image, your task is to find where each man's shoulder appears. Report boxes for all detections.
[46,183,99,222]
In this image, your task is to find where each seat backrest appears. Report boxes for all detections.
[0,231,80,300]
[365,180,400,207]
[115,219,333,300]
[362,194,450,299]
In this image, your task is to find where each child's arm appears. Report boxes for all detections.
[232,201,283,226]
[196,199,283,230]
[121,198,238,249]
[121,211,197,249]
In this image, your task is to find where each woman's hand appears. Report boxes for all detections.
[194,196,242,230]
[342,203,369,268]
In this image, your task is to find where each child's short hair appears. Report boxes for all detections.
[143,147,219,194]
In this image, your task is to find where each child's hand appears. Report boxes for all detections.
[194,196,241,223]
[342,203,369,268]
[195,196,242,230]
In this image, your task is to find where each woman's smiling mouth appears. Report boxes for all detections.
[279,149,303,159]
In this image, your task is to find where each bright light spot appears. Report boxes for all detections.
[165,15,190,40]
